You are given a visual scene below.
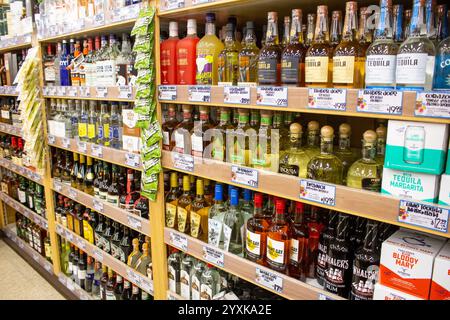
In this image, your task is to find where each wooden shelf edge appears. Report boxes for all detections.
[159,0,250,16]
[42,85,136,102]
[162,150,450,238]
[0,192,48,230]
[0,158,44,185]
[0,123,22,137]
[51,179,151,236]
[0,34,32,53]
[167,290,184,300]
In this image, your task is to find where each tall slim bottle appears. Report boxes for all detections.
[330,11,343,49]
[176,19,199,85]
[161,22,179,85]
[60,40,71,86]
[258,12,282,86]
[433,36,450,90]
[305,14,316,48]
[218,23,240,85]
[238,21,259,86]
[393,5,405,44]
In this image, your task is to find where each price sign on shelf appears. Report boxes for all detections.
[231,166,258,188]
[192,0,214,4]
[48,135,56,145]
[95,86,108,98]
[224,86,250,104]
[75,238,86,250]
[415,92,450,119]
[59,138,70,149]
[77,141,87,153]
[58,274,66,286]
[169,231,188,251]
[158,85,177,101]
[118,85,133,99]
[79,86,90,97]
[202,245,225,268]
[357,89,403,115]
[53,181,62,192]
[256,86,288,106]
[164,0,185,10]
[66,87,78,97]
[56,86,66,96]
[188,85,211,102]
[127,214,142,231]
[65,231,74,242]
[140,277,153,294]
[93,199,104,213]
[91,145,103,158]
[93,13,105,26]
[299,179,336,206]
[172,153,194,172]
[318,293,335,300]
[398,200,449,233]
[308,88,347,111]
[56,224,63,235]
[125,153,141,168]
[255,267,283,293]
[69,188,77,200]
[93,249,104,262]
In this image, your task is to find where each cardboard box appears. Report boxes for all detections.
[430,240,450,300]
[381,168,440,203]
[385,120,448,175]
[379,229,446,299]
[438,174,450,206]
[373,283,423,300]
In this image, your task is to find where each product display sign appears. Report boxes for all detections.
[308,88,347,111]
[299,179,336,206]
[170,231,188,251]
[357,90,403,115]
[256,86,288,106]
[202,245,225,268]
[399,200,449,233]
[173,153,194,172]
[224,86,251,104]
[231,166,258,188]
[188,85,211,102]
[255,267,283,293]
[415,92,450,119]
[158,85,177,101]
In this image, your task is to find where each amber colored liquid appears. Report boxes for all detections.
[177,192,192,233]
[281,42,307,87]
[162,113,179,151]
[258,44,282,86]
[176,35,199,85]
[333,38,365,88]
[160,37,178,85]
[305,42,333,87]
[246,216,271,265]
[267,218,290,273]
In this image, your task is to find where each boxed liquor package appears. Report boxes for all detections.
[430,241,450,300]
[373,283,424,300]
[379,229,446,299]
[384,120,449,175]
[438,175,450,206]
[381,168,440,203]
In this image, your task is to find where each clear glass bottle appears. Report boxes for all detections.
[335,123,355,184]
[258,12,282,86]
[98,102,110,146]
[87,100,98,143]
[200,264,220,300]
[238,21,260,86]
[282,16,291,49]
[330,11,343,49]
[208,183,226,247]
[211,108,234,162]
[304,120,321,159]
[393,5,405,45]
[305,14,316,48]
[251,110,278,172]
[433,35,450,90]
[109,102,122,149]
[229,109,252,166]
[279,122,311,178]
[218,23,240,85]
[375,125,387,165]
[190,259,205,300]
[167,248,181,294]
[173,105,193,154]
[180,253,195,300]
[191,106,214,158]
[78,100,88,142]
[221,188,244,255]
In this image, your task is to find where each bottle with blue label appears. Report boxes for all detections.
[59,40,71,86]
[433,36,450,90]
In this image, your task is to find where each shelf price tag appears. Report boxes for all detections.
[172,153,194,172]
[65,231,74,242]
[164,0,185,10]
[75,238,86,250]
[95,86,108,98]
[56,86,66,96]
[415,92,450,119]
[48,135,56,144]
[53,181,62,192]
[399,200,449,233]
[93,199,104,213]
[169,231,188,251]
[158,85,177,101]
[256,86,288,106]
[44,263,52,274]
[125,153,141,168]
[93,13,105,26]
[308,88,347,111]
[58,274,66,286]
[77,141,87,153]
[357,89,403,115]
[188,85,211,102]
[231,166,258,188]
[192,0,214,4]
[62,138,71,149]
[79,86,90,97]
[140,277,153,294]
[202,245,225,268]
[66,87,78,97]
[18,240,24,249]
[91,145,103,158]
[32,252,39,262]
[0,124,4,131]
[255,267,283,293]
[93,248,103,262]
[299,179,336,206]
[318,293,335,300]
[118,85,133,99]
[56,224,63,235]
[224,86,250,104]
[127,214,142,231]
[69,189,77,200]
[66,280,75,292]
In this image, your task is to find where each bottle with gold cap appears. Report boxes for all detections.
[307,125,344,184]
[375,125,387,165]
[229,108,252,166]
[191,106,214,158]
[165,172,181,228]
[135,242,152,277]
[279,122,311,178]
[347,130,382,191]
[251,110,278,172]
[335,123,356,184]
[127,238,142,268]
[304,121,321,158]
[190,178,210,242]
[211,107,234,162]
[177,175,193,234]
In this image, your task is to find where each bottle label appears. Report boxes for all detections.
[191,133,203,157]
[239,55,256,84]
[279,163,300,176]
[94,187,100,198]
[44,65,56,82]
[289,238,300,263]
[111,243,120,259]
[165,203,177,228]
[361,178,381,192]
[174,130,187,153]
[317,242,328,280]
[246,230,262,259]
[333,56,355,84]
[324,254,351,295]
[68,262,73,273]
[281,56,300,84]
[103,240,111,254]
[1,183,8,193]
[365,55,396,85]
[433,54,450,90]
[18,190,26,203]
[78,123,87,138]
[87,124,96,139]
[217,55,225,83]
[350,264,379,300]
[1,110,10,119]
[107,195,119,206]
[99,191,108,201]
[200,283,213,300]
[257,57,278,84]
[396,53,430,85]
[305,56,329,83]
[163,131,170,150]
[78,269,86,280]
[191,275,201,300]
[102,60,117,86]
[177,207,188,233]
[222,224,232,252]
[208,218,222,247]
[180,269,190,299]
[168,265,176,292]
[190,211,201,238]
[267,237,286,265]
[196,54,213,85]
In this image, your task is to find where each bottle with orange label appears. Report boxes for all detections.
[266,199,290,273]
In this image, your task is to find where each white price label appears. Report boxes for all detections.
[125,153,141,168]
[224,86,251,104]
[127,214,142,231]
[65,231,74,242]
[158,85,177,101]
[93,199,104,213]
[202,245,225,268]
[66,280,75,292]
[256,86,288,106]
[415,92,450,119]
[56,86,66,96]
[32,252,39,262]
[188,85,211,102]
[62,138,71,149]
[91,145,103,158]
[77,141,87,153]
[76,238,86,250]
[126,268,140,284]
[172,153,194,172]
[93,249,104,262]
[299,179,336,206]
[18,241,24,249]
[0,124,4,131]
[66,87,78,97]
[56,224,63,235]
[48,135,56,144]
[118,85,133,99]
[231,166,258,188]
[140,277,153,294]
[79,87,90,97]
[69,189,77,199]
[164,0,185,10]
[318,293,335,300]
[53,181,62,192]
[0,87,4,94]
[255,267,283,293]
[44,263,52,274]
[170,231,188,251]
[308,88,347,111]
[192,0,213,4]
[357,89,403,115]
[95,86,108,98]
[93,13,105,26]
[399,200,449,233]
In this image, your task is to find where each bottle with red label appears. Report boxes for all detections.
[306,205,325,278]
[176,19,199,84]
[160,22,179,84]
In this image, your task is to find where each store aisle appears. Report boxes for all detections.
[0,239,65,300]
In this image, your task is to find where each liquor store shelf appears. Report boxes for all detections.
[161,150,450,238]
[0,192,48,230]
[47,136,142,171]
[0,86,19,96]
[0,34,32,54]
[0,123,22,137]
[42,86,136,102]
[57,272,95,300]
[0,158,44,185]
[164,228,345,300]
[167,290,183,300]
[51,179,151,236]
[158,85,450,124]
[55,222,154,295]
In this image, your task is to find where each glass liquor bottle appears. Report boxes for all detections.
[104,268,116,300]
[116,34,132,86]
[60,40,71,86]
[188,259,203,300]
[190,179,209,241]
[358,7,373,54]
[191,106,214,158]
[200,264,220,300]
[365,0,399,89]
[99,162,111,201]
[335,123,355,184]
[218,23,240,85]
[305,6,333,87]
[98,102,110,146]
[87,101,98,143]
[279,123,310,178]
[211,108,234,162]
[307,126,343,184]
[396,0,436,91]
[266,199,290,273]
[282,16,291,49]
[331,11,343,49]
[107,164,120,206]
[208,183,226,247]
[110,221,122,259]
[109,102,122,149]
[165,172,180,228]
[433,35,450,90]
[238,21,259,86]
[305,14,316,48]
[317,211,339,286]
[176,19,199,85]
[245,192,270,265]
[435,4,448,43]
[93,160,103,198]
[347,130,383,192]
[167,248,181,294]
[76,154,86,191]
[258,12,282,86]
[306,206,324,278]
[281,9,307,87]
[83,157,94,195]
[196,13,224,85]
[375,125,387,165]
[288,202,309,281]
[220,188,244,254]
[392,5,405,45]
[135,242,152,277]
[78,101,88,142]
[241,189,253,223]
[251,110,278,172]
[250,109,260,131]
[173,105,193,154]
[177,175,193,234]
[229,109,252,166]
[332,1,365,89]
[162,105,179,151]
[161,21,179,85]
[180,253,195,299]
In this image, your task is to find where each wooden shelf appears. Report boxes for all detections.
[57,272,96,300]
[167,290,184,300]
[42,86,136,102]
[55,222,154,295]
[162,150,450,238]
[0,123,22,137]
[0,192,48,230]
[47,136,142,171]
[0,34,32,53]
[158,85,450,124]
[0,158,44,185]
[51,179,151,236]
[164,227,344,300]
[0,86,19,96]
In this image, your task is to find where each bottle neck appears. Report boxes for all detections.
[289,133,303,150]
[410,0,428,37]
[338,135,351,151]
[375,5,394,40]
[362,140,376,161]
[330,16,342,43]
[245,28,257,46]
[342,8,358,41]
[266,18,279,45]
[377,138,385,156]
[314,12,329,42]
[293,209,305,224]
[290,17,303,44]
[307,131,319,147]
[283,20,291,44]
[363,222,378,251]
[205,22,216,36]
[320,137,334,155]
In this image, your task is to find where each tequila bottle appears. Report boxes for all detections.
[251,110,278,172]
[200,264,220,300]
[304,121,321,159]
[238,21,259,86]
[177,175,192,234]
[375,125,387,165]
[393,5,405,44]
[211,108,234,162]
[167,248,181,294]
[173,105,193,154]
[191,106,214,158]
[218,23,239,85]
[358,7,373,54]
[305,14,316,48]
[258,12,282,86]
[266,199,290,273]
[279,123,310,178]
[165,172,180,228]
[288,202,309,281]
[282,16,291,48]
[396,0,436,91]
[98,102,110,146]
[229,109,252,166]
[190,260,205,300]
[335,123,355,184]
[365,0,399,89]
[307,126,344,185]
[433,36,450,90]
[190,179,209,241]
[330,11,343,49]
[347,130,383,192]
[176,19,199,85]
[180,253,195,299]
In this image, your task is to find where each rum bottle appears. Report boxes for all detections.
[258,12,282,86]
[266,199,290,273]
[317,211,339,285]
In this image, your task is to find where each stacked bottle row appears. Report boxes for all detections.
[163,105,387,191]
[0,49,28,86]
[52,149,148,218]
[161,1,450,90]
[0,134,27,166]
[0,97,21,127]
[1,168,46,218]
[15,212,52,262]
[167,249,283,300]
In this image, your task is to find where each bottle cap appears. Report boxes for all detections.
[332,10,342,19]
[230,188,239,206]
[292,9,302,20]
[182,105,192,113]
[243,189,251,201]
[187,19,197,34]
[363,130,377,143]
[205,12,216,23]
[238,108,249,115]
[346,1,358,12]
[308,120,320,131]
[199,106,208,113]
[376,126,387,139]
[275,199,285,213]
[339,123,351,137]
[214,183,223,201]
[196,179,204,195]
[284,16,290,24]
[254,193,263,207]
[321,125,334,138]
[289,122,302,134]
[317,5,328,15]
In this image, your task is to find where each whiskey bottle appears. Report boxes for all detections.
[316,211,338,285]
[266,199,290,273]
[107,164,120,206]
[330,11,343,49]
[258,12,282,86]
[177,175,193,234]
[335,123,355,184]
[282,16,291,49]
[162,105,179,151]
[71,153,79,188]
[238,21,260,86]
[288,202,309,281]
[190,179,209,241]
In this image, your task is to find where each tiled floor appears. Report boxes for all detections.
[0,239,65,300]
